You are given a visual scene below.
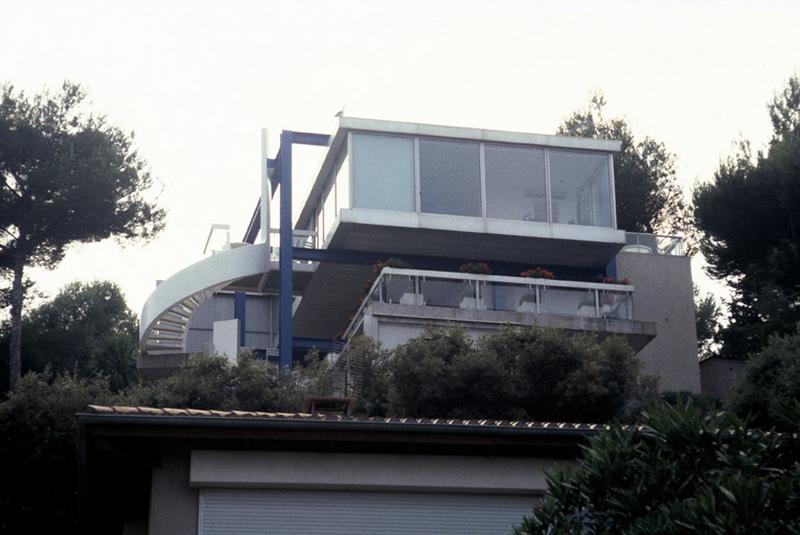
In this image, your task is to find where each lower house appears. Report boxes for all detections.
[700,355,748,402]
[77,405,599,535]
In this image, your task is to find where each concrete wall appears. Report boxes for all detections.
[148,448,198,535]
[146,447,572,534]
[700,357,748,403]
[363,303,656,352]
[615,252,701,393]
[191,450,567,495]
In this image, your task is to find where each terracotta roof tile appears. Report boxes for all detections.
[81,404,618,432]
[163,408,189,416]
[113,406,142,414]
[87,404,115,413]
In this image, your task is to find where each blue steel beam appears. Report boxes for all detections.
[233,292,246,347]
[291,247,586,276]
[290,132,330,146]
[267,156,282,195]
[291,247,458,267]
[276,130,335,370]
[243,200,262,243]
[293,337,343,353]
[267,133,328,195]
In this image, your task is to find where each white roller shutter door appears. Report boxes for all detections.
[198,488,535,535]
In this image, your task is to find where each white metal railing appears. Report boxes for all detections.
[624,232,684,256]
[343,268,635,339]
[268,229,319,261]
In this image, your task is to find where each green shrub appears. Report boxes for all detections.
[0,371,115,533]
[357,325,651,422]
[124,353,302,411]
[388,327,512,419]
[515,401,800,534]
[339,336,392,416]
[732,325,800,429]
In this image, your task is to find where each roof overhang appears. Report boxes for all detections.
[77,405,602,455]
[326,208,626,268]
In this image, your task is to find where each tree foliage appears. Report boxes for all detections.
[0,81,165,388]
[558,94,694,244]
[694,285,721,360]
[516,401,800,534]
[0,280,139,391]
[349,326,652,422]
[694,75,800,358]
[731,324,800,430]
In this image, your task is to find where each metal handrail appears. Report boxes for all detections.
[624,232,685,256]
[341,268,635,340]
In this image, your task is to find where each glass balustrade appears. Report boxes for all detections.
[344,268,635,339]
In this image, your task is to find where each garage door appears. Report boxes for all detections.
[198,488,536,535]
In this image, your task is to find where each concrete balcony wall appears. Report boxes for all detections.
[360,302,656,352]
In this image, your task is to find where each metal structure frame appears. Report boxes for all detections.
[269,131,331,369]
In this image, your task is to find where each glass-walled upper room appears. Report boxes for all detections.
[310,130,617,245]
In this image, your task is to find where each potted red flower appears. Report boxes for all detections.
[520,267,555,280]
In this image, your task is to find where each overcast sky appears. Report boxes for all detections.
[2,0,799,315]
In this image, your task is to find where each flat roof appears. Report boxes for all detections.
[340,116,622,152]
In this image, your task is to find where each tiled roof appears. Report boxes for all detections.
[84,404,610,432]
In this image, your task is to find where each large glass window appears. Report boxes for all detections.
[485,144,547,222]
[548,150,612,227]
[419,139,481,217]
[352,133,415,211]
[337,132,617,229]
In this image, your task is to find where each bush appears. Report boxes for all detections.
[0,354,308,531]
[731,324,800,429]
[481,326,645,422]
[516,401,800,534]
[357,326,652,422]
[124,353,303,411]
[388,327,512,418]
[339,336,392,416]
[0,371,116,533]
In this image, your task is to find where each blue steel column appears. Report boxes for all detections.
[233,291,246,347]
[278,131,294,371]
[606,257,617,279]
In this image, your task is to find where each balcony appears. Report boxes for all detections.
[343,268,656,352]
[623,232,685,256]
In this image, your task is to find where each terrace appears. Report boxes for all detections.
[342,267,656,352]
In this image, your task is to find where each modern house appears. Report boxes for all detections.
[94,117,703,534]
[139,117,700,393]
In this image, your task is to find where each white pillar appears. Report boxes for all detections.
[260,128,271,245]
[212,319,240,363]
